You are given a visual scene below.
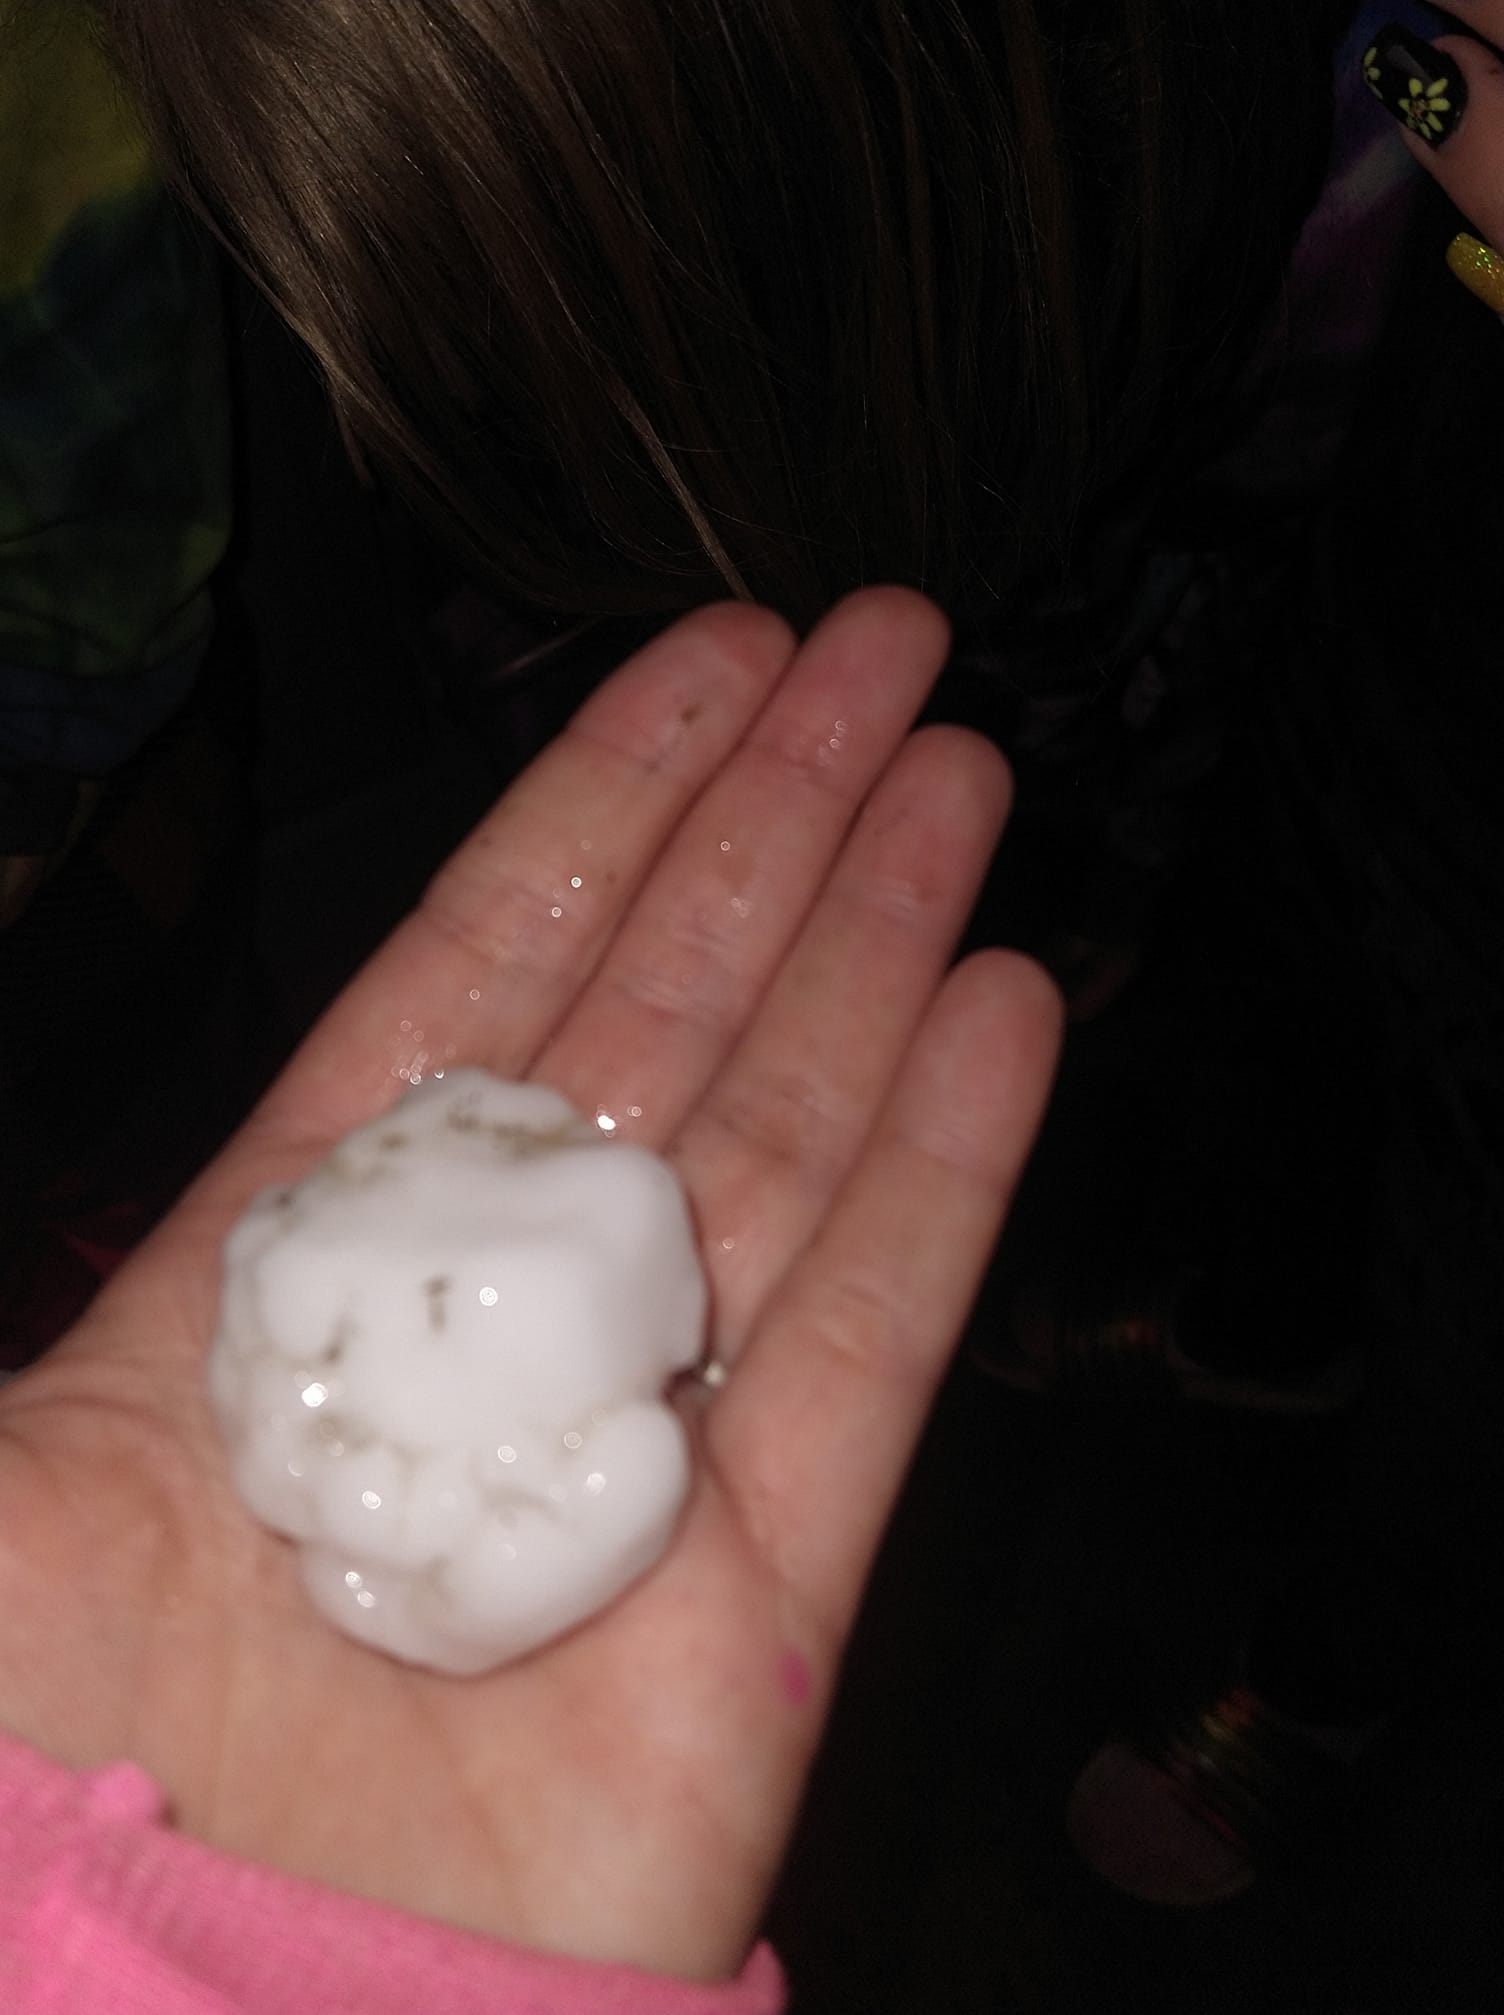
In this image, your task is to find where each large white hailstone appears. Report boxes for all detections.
[209,1069,707,1675]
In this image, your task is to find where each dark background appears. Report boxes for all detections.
[3,181,1502,2012]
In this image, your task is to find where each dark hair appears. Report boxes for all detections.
[95,1,1344,630]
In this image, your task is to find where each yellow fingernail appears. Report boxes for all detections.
[1445,231,1504,315]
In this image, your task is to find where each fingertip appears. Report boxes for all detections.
[672,598,801,682]
[898,722,1015,828]
[943,951,1064,1128]
[956,941,1065,1015]
[568,598,800,772]
[950,946,1067,1087]
[883,949,1062,1191]
[957,726,1015,825]
[810,584,953,673]
[1446,228,1504,314]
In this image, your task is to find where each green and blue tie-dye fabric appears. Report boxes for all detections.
[1,6,230,848]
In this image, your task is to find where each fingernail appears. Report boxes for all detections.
[1361,25,1468,147]
[1446,232,1504,316]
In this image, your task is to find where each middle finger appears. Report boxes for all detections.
[674,722,1011,1355]
[531,588,953,1137]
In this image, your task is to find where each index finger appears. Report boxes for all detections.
[241,602,798,1158]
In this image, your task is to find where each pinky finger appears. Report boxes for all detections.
[706,949,1062,1647]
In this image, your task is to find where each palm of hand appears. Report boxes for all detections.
[0,594,1058,1981]
[1,1331,806,1977]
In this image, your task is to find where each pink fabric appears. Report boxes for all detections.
[0,1731,785,2014]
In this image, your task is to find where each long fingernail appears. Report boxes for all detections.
[1361,25,1468,147]
[1446,232,1504,315]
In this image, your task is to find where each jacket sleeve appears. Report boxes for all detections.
[0,1730,786,2015]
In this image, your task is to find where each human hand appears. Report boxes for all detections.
[1362,10,1504,314]
[0,590,1060,1982]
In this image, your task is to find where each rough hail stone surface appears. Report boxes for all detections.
[209,1070,707,1675]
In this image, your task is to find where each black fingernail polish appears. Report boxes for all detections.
[1361,25,1468,147]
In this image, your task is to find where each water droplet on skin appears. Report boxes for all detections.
[720,839,732,853]
[563,1430,583,1451]
[400,1021,412,1033]
[628,1105,642,1120]
[345,1570,363,1590]
[361,1490,382,1510]
[589,1408,608,1427]
[500,1541,518,1560]
[730,895,751,919]
[571,876,583,889]
[596,1112,617,1134]
[470,988,481,1002]
[550,906,563,919]
[497,1445,517,1464]
[301,1381,329,1408]
[356,1590,377,1609]
[479,1286,499,1307]
[584,1472,606,1496]
[720,1236,736,1252]
[579,838,592,852]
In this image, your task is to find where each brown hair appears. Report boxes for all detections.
[94,1,1342,630]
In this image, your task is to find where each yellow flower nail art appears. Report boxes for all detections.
[1362,31,1467,149]
[1398,74,1452,140]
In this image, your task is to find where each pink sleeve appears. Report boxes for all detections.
[0,1731,785,2015]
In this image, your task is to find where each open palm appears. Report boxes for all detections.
[0,591,1058,1982]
